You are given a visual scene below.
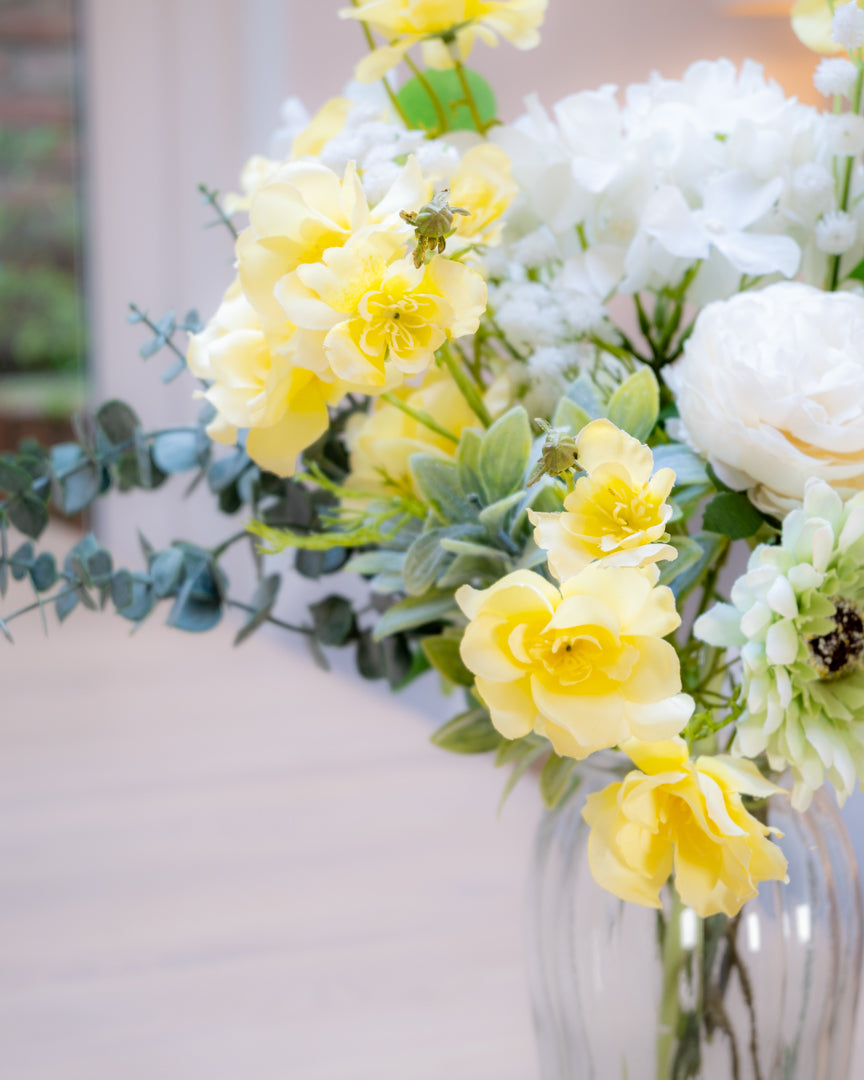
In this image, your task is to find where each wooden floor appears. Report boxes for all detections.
[2,533,864,1079]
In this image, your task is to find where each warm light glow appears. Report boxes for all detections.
[716,0,793,15]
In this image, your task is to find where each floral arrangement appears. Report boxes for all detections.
[4,0,864,936]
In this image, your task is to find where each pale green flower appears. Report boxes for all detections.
[695,479,864,811]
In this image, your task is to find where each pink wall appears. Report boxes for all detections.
[284,0,820,118]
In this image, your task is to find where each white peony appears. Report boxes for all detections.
[666,282,864,516]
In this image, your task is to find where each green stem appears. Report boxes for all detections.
[437,341,492,426]
[452,56,488,133]
[826,64,864,291]
[349,0,413,128]
[403,54,450,134]
[380,392,459,443]
[225,598,312,636]
[657,891,688,1080]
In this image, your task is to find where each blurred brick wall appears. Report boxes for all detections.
[0,0,81,450]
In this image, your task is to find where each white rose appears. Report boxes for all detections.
[665,282,864,516]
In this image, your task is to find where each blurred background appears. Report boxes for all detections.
[2,3,861,1079]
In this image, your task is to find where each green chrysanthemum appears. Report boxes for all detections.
[695,479,864,811]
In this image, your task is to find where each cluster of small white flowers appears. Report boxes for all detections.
[832,1,864,50]
[488,58,864,307]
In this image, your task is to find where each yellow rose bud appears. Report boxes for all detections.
[583,739,789,918]
[791,0,855,55]
[528,418,676,582]
[456,565,693,759]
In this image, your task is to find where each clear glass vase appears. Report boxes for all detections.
[528,753,863,1080]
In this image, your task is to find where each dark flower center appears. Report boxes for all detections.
[807,597,864,680]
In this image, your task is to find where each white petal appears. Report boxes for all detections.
[765,619,799,666]
[766,575,798,620]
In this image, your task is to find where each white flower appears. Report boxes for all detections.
[666,282,864,515]
[814,58,859,99]
[824,113,864,158]
[790,163,837,220]
[511,226,560,270]
[695,481,864,811]
[815,210,858,254]
[832,1,864,49]
[627,173,800,284]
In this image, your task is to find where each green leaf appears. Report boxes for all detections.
[10,541,33,580]
[373,591,457,640]
[55,589,78,622]
[152,430,204,474]
[346,550,406,577]
[421,632,473,686]
[0,457,32,495]
[658,537,705,589]
[167,564,222,632]
[456,428,485,501]
[479,407,531,502]
[85,548,113,586]
[396,67,496,134]
[50,444,101,515]
[115,576,154,622]
[607,367,660,442]
[430,708,502,754]
[295,547,349,579]
[477,490,525,535]
[651,443,708,489]
[29,552,57,592]
[410,455,475,524]
[565,375,603,418]
[235,574,282,646]
[702,491,764,540]
[497,740,548,811]
[670,531,728,602]
[111,569,135,611]
[96,400,141,446]
[552,397,592,436]
[208,450,250,494]
[403,528,453,596]
[540,753,580,809]
[8,493,48,539]
[847,255,864,283]
[0,616,12,643]
[0,517,7,597]
[150,548,185,598]
[356,630,386,680]
[309,593,356,646]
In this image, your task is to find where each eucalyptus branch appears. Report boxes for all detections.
[197,183,239,240]
[225,598,313,636]
[128,303,188,363]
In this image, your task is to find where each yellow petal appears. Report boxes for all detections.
[576,418,654,485]
[622,737,689,774]
[791,0,846,54]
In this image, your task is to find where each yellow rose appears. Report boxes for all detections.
[291,97,353,159]
[187,284,343,477]
[528,419,676,581]
[456,565,693,759]
[791,0,852,54]
[237,157,426,343]
[278,237,488,388]
[447,144,517,246]
[341,0,548,81]
[223,155,280,215]
[582,739,789,918]
[346,369,483,497]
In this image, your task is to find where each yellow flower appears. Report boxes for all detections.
[291,97,353,158]
[278,236,488,388]
[446,144,517,246]
[341,0,548,82]
[582,739,789,918]
[528,419,676,582]
[456,565,693,759]
[223,155,280,215]
[187,284,343,477]
[346,368,483,497]
[791,0,855,54]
